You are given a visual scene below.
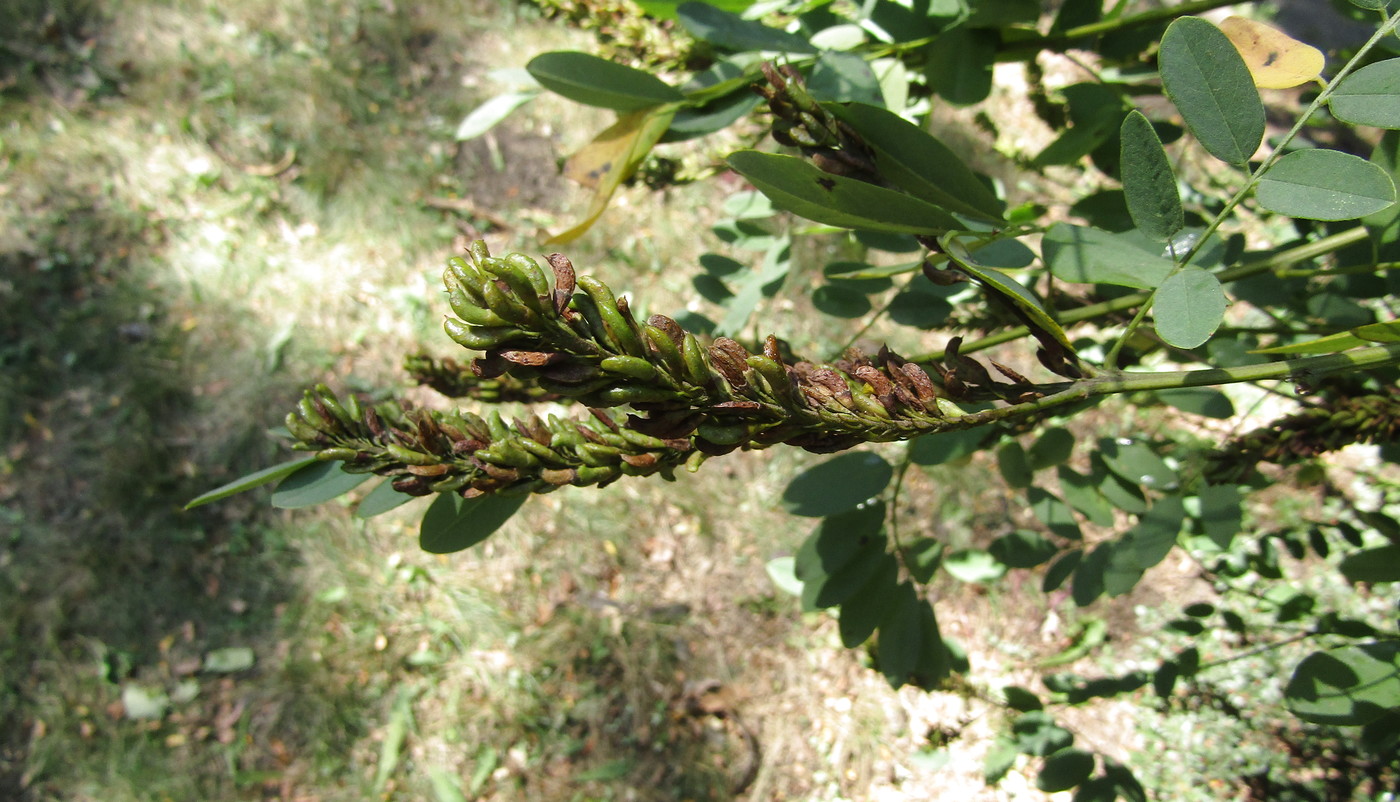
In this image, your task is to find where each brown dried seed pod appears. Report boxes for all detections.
[498,349,558,366]
[406,463,451,477]
[621,453,659,468]
[541,467,577,485]
[363,407,386,440]
[646,314,685,347]
[708,338,751,388]
[807,368,853,407]
[471,352,510,378]
[392,476,434,496]
[452,438,487,455]
[480,462,521,482]
[900,363,939,403]
[990,360,1030,384]
[853,365,894,396]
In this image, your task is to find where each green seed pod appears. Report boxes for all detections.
[513,436,563,464]
[445,257,488,298]
[446,283,509,326]
[642,324,686,378]
[681,333,712,388]
[443,319,521,350]
[486,411,511,442]
[314,384,353,425]
[934,398,965,418]
[483,256,546,316]
[577,442,622,467]
[504,252,551,297]
[567,291,617,351]
[588,384,678,407]
[343,393,364,424]
[600,355,658,382]
[386,443,440,466]
[477,438,539,469]
[745,356,791,399]
[479,275,535,325]
[550,428,586,450]
[577,276,646,358]
[850,387,892,420]
[296,394,341,436]
[616,427,671,451]
[575,465,618,485]
[429,474,472,493]
[285,412,325,442]
[467,240,491,264]
[696,421,749,445]
[317,447,361,462]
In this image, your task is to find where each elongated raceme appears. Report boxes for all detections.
[1204,390,1400,483]
[284,241,1070,498]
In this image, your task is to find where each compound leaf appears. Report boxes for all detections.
[825,102,1004,222]
[355,479,415,519]
[676,1,816,53]
[1038,749,1096,792]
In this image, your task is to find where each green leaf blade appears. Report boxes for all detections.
[1286,642,1400,725]
[1119,110,1184,242]
[676,1,816,54]
[1339,545,1400,583]
[727,151,961,235]
[1155,266,1227,349]
[271,461,372,509]
[824,101,1004,222]
[782,451,894,517]
[355,479,415,519]
[1256,149,1397,222]
[1330,58,1400,129]
[419,493,528,554]
[1159,17,1265,166]
[185,456,318,510]
[526,52,684,111]
[1042,223,1175,289]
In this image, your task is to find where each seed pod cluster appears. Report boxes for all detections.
[1204,390,1400,483]
[286,383,695,496]
[284,242,1067,499]
[753,63,881,185]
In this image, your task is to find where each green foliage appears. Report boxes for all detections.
[198,0,1400,796]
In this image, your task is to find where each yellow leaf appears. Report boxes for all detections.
[548,105,678,245]
[1219,16,1325,90]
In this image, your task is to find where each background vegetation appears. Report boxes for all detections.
[2,1,1396,801]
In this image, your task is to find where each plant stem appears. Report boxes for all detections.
[917,226,1370,362]
[998,0,1240,60]
[957,342,1400,428]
